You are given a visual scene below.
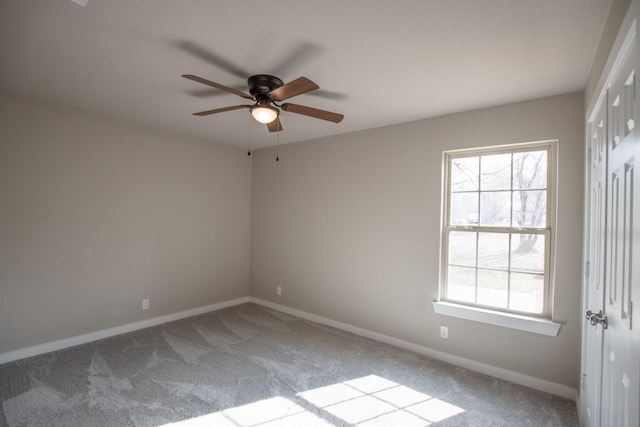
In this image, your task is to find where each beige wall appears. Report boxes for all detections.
[0,91,251,354]
[250,93,585,388]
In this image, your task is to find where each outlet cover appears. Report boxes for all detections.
[440,326,448,339]
[142,299,149,310]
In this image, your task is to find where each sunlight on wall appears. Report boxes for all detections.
[161,374,464,426]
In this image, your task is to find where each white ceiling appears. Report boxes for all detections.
[0,0,612,150]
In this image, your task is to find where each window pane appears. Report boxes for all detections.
[451,157,479,191]
[480,191,511,226]
[513,150,547,190]
[481,153,511,191]
[512,190,546,227]
[450,193,478,225]
[510,272,544,313]
[477,269,508,308]
[477,233,509,269]
[449,231,476,267]
[511,234,545,273]
[447,266,476,302]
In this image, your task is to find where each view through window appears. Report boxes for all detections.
[442,141,556,316]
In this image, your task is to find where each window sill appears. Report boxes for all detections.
[432,301,561,337]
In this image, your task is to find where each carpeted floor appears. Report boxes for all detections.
[0,303,577,426]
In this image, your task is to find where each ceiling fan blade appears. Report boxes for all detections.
[308,89,348,100]
[175,41,251,79]
[267,117,283,132]
[188,85,249,99]
[193,105,250,116]
[281,103,344,123]
[182,75,253,100]
[270,42,322,77]
[269,77,319,101]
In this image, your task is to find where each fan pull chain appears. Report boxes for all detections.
[276,131,280,162]
[247,117,252,156]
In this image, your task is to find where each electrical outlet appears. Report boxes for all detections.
[440,326,448,339]
[142,299,149,310]
[276,286,282,296]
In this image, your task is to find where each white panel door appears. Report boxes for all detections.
[582,91,607,427]
[600,30,640,427]
[582,11,640,427]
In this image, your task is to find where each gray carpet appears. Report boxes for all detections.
[0,303,577,426]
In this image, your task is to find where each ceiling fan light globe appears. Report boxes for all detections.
[251,106,279,124]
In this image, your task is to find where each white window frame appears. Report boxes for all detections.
[433,140,562,336]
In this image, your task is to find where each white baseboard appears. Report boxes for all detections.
[0,295,577,401]
[0,297,250,365]
[249,297,577,400]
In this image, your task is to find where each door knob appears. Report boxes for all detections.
[585,309,608,329]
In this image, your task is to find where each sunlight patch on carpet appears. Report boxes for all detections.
[160,374,464,426]
[299,374,464,426]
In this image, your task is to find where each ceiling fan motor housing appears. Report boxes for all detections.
[248,74,283,99]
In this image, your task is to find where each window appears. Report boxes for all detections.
[440,141,556,318]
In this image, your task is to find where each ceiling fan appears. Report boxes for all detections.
[182,74,344,132]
